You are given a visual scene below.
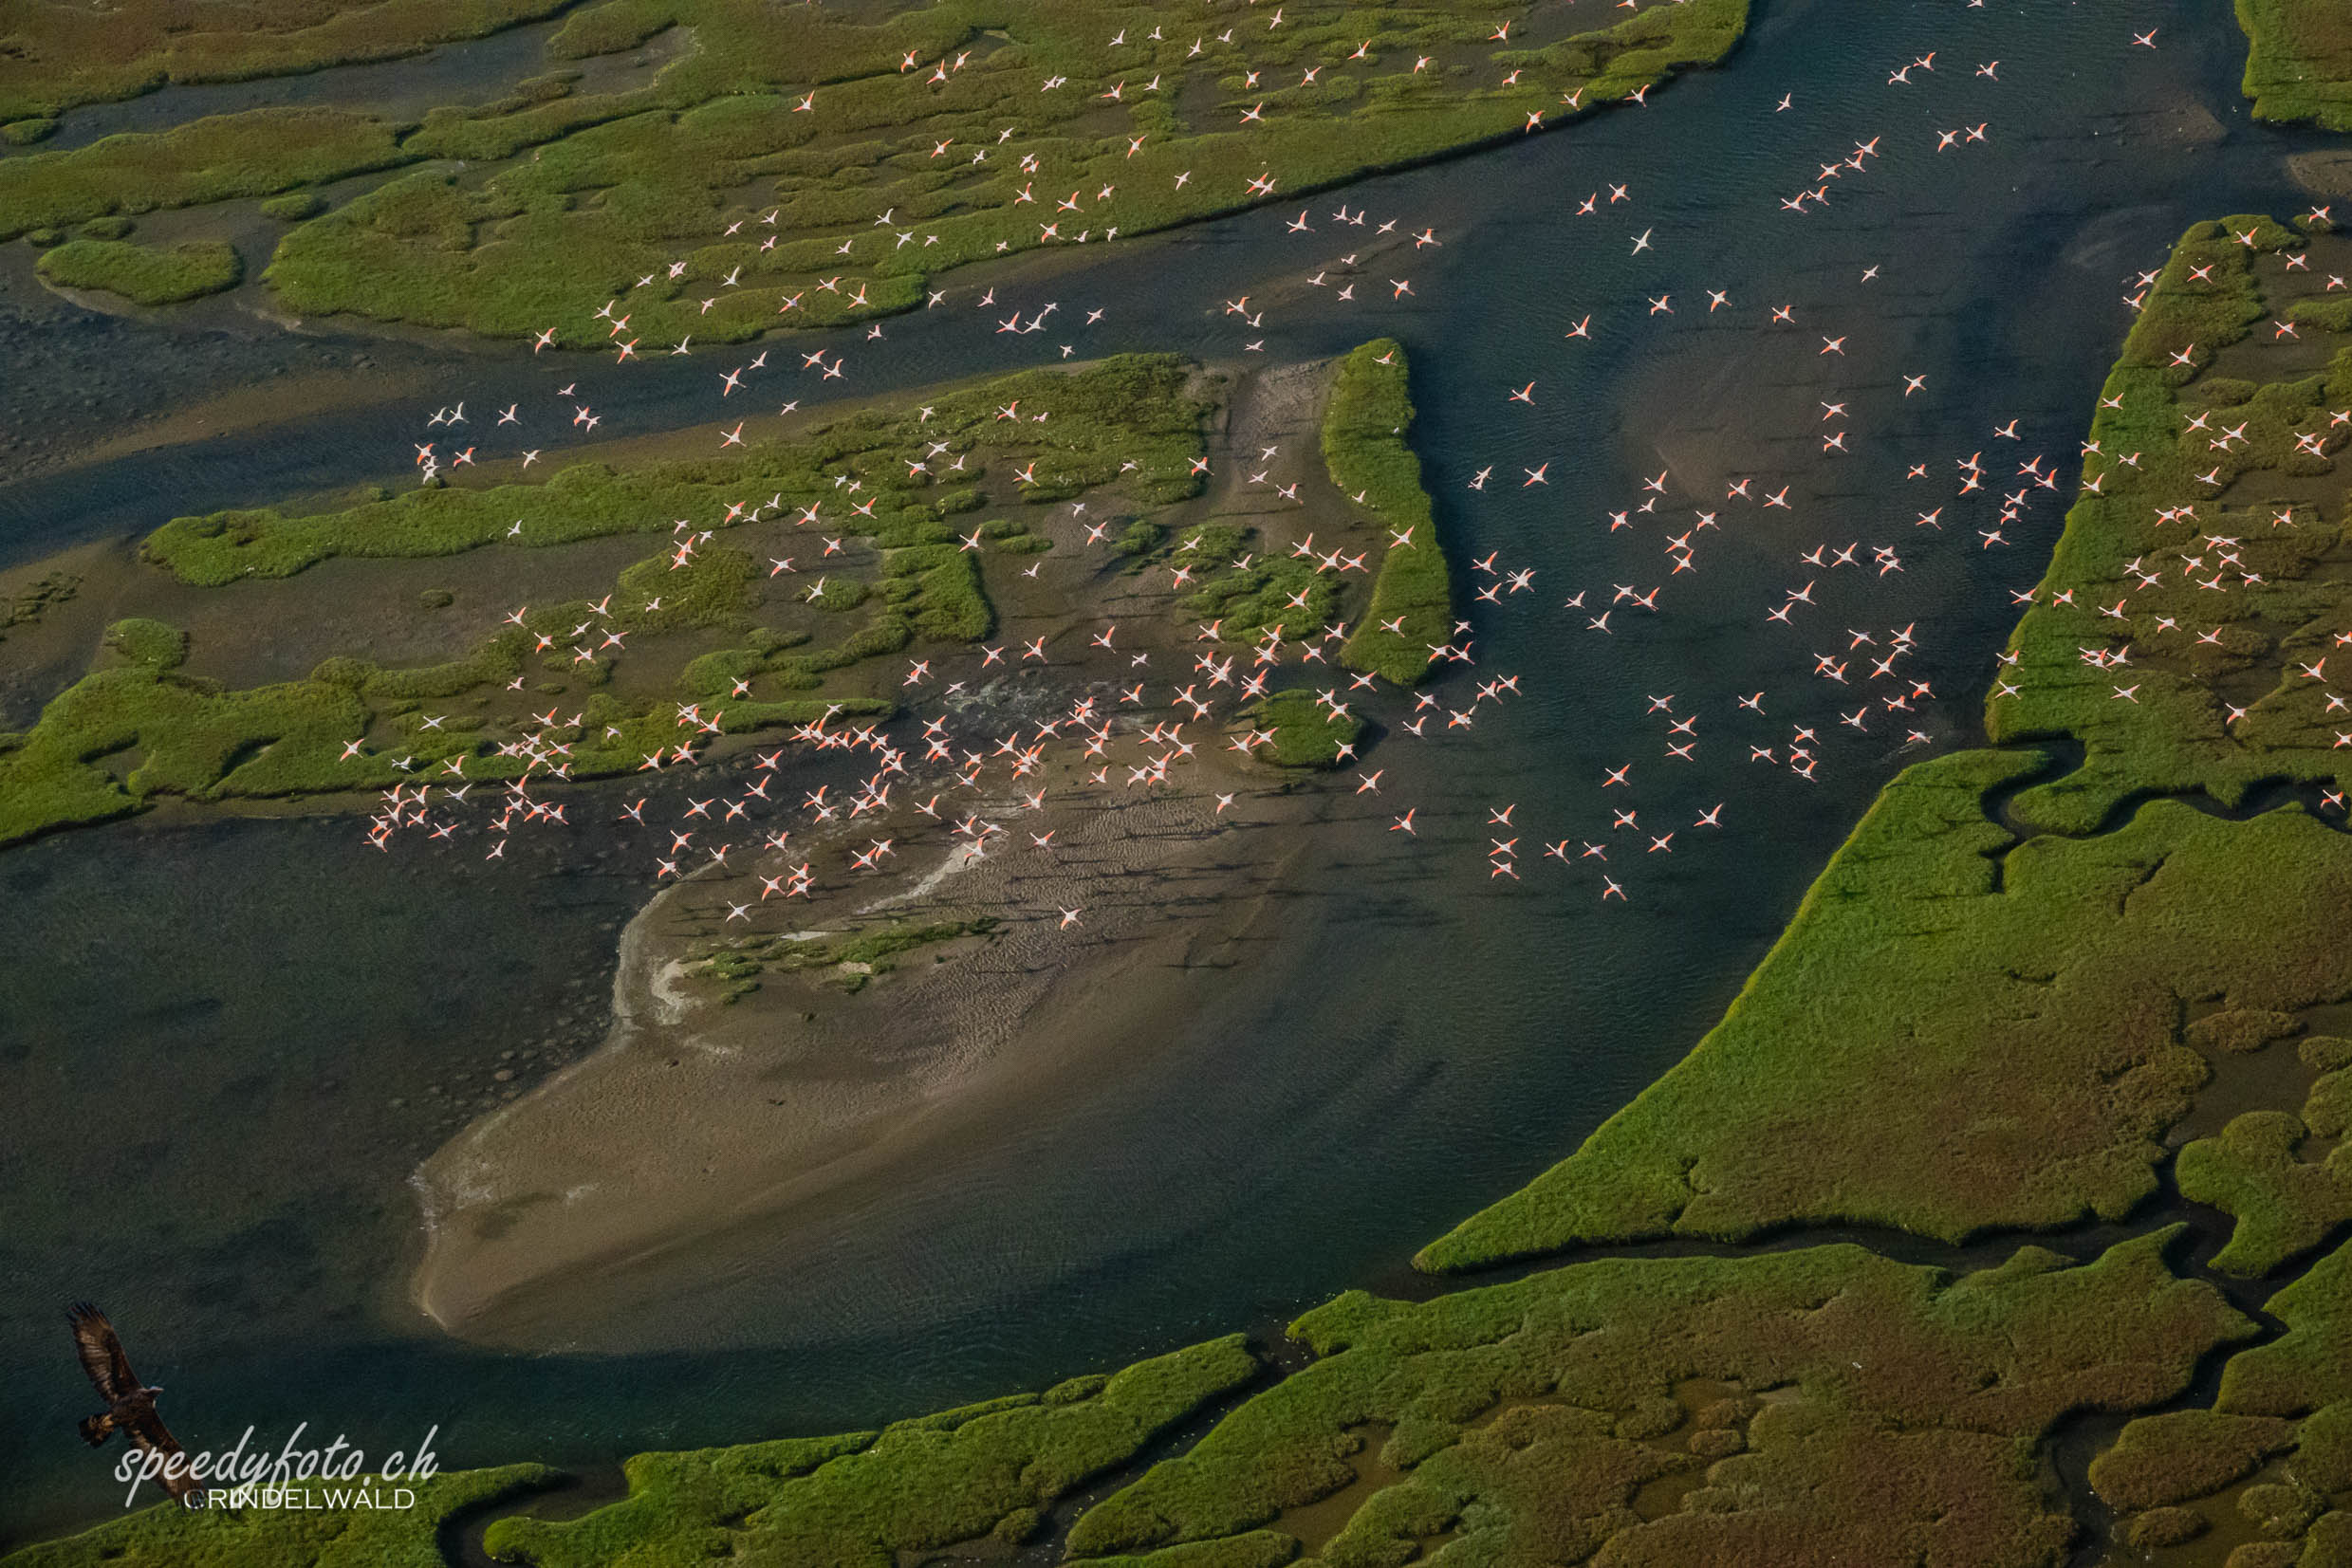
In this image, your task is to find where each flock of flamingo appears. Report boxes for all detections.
[354,8,2225,927]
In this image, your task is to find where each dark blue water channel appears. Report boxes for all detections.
[0,0,2336,1542]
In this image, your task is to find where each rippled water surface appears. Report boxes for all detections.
[0,0,2333,1541]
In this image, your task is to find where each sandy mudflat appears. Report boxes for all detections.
[406,357,1353,1350]
[408,766,1323,1349]
[2291,150,2352,199]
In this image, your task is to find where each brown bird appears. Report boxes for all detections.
[67,1302,200,1502]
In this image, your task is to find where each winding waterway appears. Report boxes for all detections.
[0,0,2339,1543]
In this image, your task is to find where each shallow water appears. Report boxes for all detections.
[17,16,606,155]
[0,0,2339,1543]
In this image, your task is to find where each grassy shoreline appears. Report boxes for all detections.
[1985,215,2344,835]
[1324,340,1451,686]
[0,109,411,242]
[35,236,243,304]
[0,0,573,123]
[21,197,2352,1567]
[2236,0,2352,130]
[2088,1238,2352,1552]
[1068,1231,2240,1565]
[0,345,1475,851]
[0,1336,1256,1568]
[142,354,1203,582]
[0,0,1749,337]
[479,1337,1258,1567]
[266,0,1750,344]
[1407,211,2352,1557]
[0,354,1207,850]
[1425,212,2352,1274]
[2,1239,2250,1568]
[0,1467,563,1568]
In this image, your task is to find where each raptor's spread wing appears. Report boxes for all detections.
[126,1408,200,1500]
[65,1302,139,1405]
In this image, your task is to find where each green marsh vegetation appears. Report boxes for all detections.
[479,1336,1257,1567]
[1115,341,1447,759]
[2238,0,2352,130]
[2089,1409,2298,1516]
[9,1243,2247,1568]
[0,1340,1257,1568]
[1418,216,2352,1286]
[1324,339,1451,685]
[268,0,1748,341]
[1147,518,1341,638]
[2175,1085,2352,1279]
[2220,1238,2352,1422]
[0,0,1748,331]
[693,916,998,1000]
[0,0,574,123]
[16,206,2352,1568]
[1179,542,1338,644]
[1067,1233,2243,1566]
[1989,215,2352,834]
[35,236,243,304]
[1436,713,2352,1280]
[258,192,326,222]
[102,617,188,669]
[1397,210,2352,1557]
[0,340,1475,853]
[0,656,376,847]
[1961,213,2352,1291]
[0,1466,561,1568]
[1245,688,1361,769]
[1416,212,2352,1268]
[0,355,1216,847]
[1420,750,2352,1268]
[0,574,907,848]
[142,354,1206,582]
[2086,1239,2352,1556]
[1121,341,1451,753]
[0,109,410,241]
